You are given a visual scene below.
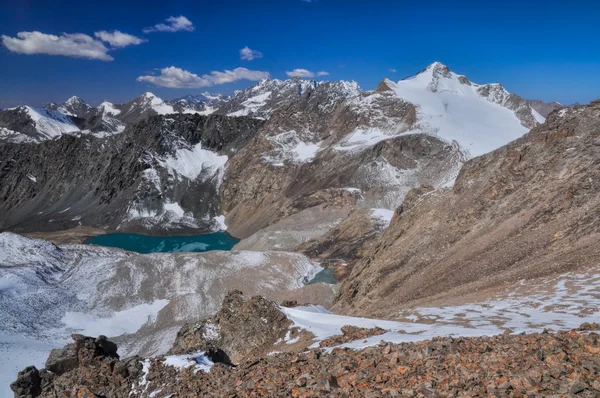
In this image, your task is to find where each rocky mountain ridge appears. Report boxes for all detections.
[0,62,554,145]
[0,114,265,234]
[2,62,548,238]
[334,100,600,317]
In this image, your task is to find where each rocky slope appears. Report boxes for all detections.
[0,114,264,234]
[220,79,461,240]
[526,99,565,117]
[334,100,600,317]
[11,291,600,397]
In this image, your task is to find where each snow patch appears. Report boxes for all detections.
[213,215,227,231]
[335,128,407,152]
[23,106,80,139]
[370,208,395,227]
[98,101,121,116]
[141,92,174,115]
[60,300,169,337]
[282,266,600,350]
[263,131,322,166]
[160,143,228,182]
[163,352,214,373]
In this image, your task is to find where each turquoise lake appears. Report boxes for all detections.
[85,231,240,254]
[306,268,337,285]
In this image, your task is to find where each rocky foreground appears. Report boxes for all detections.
[12,292,600,397]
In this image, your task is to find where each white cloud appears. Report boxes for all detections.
[285,69,329,78]
[389,68,397,73]
[137,66,271,88]
[94,30,146,48]
[240,46,263,61]
[1,31,113,61]
[143,16,195,33]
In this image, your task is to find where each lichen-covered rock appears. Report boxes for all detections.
[319,325,388,347]
[10,366,41,398]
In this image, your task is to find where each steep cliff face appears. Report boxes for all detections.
[0,114,264,234]
[334,101,600,317]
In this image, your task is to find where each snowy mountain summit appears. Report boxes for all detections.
[56,96,92,118]
[381,61,546,157]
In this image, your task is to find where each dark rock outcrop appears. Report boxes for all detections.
[527,99,565,117]
[318,325,388,348]
[0,114,264,235]
[168,290,292,363]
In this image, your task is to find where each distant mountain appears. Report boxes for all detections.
[213,77,320,119]
[56,96,93,118]
[169,93,229,115]
[378,61,544,158]
[526,99,564,117]
[0,66,554,146]
[0,106,81,142]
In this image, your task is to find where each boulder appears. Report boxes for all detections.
[168,290,292,363]
[10,366,41,398]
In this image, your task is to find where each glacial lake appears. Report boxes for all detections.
[85,232,240,254]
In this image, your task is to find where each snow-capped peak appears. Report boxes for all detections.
[136,92,174,115]
[57,96,91,118]
[65,96,86,106]
[424,61,450,72]
[390,62,544,158]
[20,106,80,139]
[97,101,121,117]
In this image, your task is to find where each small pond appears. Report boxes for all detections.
[306,268,337,285]
[85,231,240,254]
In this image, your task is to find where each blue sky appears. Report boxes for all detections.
[1,0,599,107]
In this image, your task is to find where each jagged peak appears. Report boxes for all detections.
[65,96,85,105]
[141,92,158,99]
[424,61,451,72]
[375,78,397,93]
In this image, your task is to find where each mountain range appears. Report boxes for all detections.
[3,62,600,397]
[0,63,559,145]
[0,62,560,236]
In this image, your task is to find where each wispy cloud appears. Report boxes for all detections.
[137,66,271,88]
[143,16,195,33]
[389,68,397,73]
[94,30,146,48]
[285,69,329,78]
[240,46,263,61]
[1,31,113,61]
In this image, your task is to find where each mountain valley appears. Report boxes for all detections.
[2,63,599,397]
